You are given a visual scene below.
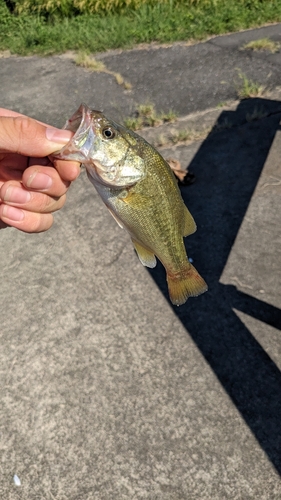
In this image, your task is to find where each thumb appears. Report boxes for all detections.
[0,116,73,157]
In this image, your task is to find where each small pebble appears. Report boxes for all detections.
[13,475,21,486]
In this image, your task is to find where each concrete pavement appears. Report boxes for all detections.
[0,24,281,499]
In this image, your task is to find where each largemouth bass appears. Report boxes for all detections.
[52,104,207,305]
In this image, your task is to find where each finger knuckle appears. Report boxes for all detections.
[38,193,66,213]
[13,117,38,151]
[31,213,53,233]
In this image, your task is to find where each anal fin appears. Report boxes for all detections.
[132,239,157,268]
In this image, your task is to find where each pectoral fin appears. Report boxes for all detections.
[120,190,150,209]
[132,239,157,268]
[183,206,197,236]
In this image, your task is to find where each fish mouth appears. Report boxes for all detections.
[66,104,103,135]
[65,103,89,135]
[50,103,101,163]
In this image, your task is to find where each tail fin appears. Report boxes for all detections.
[167,264,208,306]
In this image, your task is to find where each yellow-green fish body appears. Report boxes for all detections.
[53,104,207,305]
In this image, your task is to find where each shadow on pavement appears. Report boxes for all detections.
[149,98,281,474]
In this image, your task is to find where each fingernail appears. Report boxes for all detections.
[2,205,24,221]
[26,172,52,190]
[4,186,31,204]
[46,128,73,144]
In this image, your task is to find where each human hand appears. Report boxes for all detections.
[0,108,80,233]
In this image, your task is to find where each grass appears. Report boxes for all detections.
[216,101,228,108]
[75,52,107,71]
[236,70,265,99]
[213,117,233,131]
[74,51,132,88]
[123,104,177,130]
[157,126,212,147]
[242,37,280,53]
[246,106,268,122]
[1,0,281,56]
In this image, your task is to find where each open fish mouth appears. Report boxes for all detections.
[50,103,100,164]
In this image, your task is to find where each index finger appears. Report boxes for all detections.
[0,108,49,128]
[0,108,26,118]
[0,108,81,181]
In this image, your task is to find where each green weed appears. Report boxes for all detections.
[242,37,280,53]
[153,127,211,147]
[123,104,177,130]
[7,0,235,17]
[74,51,132,89]
[1,0,281,55]
[216,101,228,108]
[213,117,233,131]
[170,130,193,144]
[246,106,268,122]
[75,51,106,71]
[236,70,265,99]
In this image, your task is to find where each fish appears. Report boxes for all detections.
[52,103,207,305]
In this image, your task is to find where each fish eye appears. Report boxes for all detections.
[102,127,115,139]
